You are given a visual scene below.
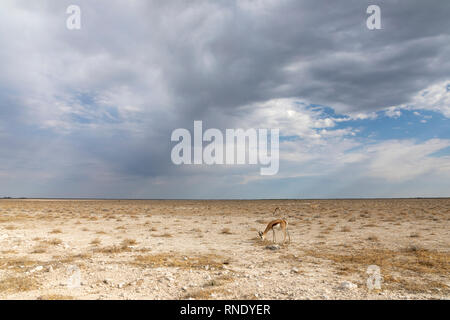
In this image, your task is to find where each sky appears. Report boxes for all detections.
[0,0,449,199]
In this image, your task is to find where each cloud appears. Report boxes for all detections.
[385,107,402,118]
[364,139,450,182]
[396,81,450,117]
[0,0,449,197]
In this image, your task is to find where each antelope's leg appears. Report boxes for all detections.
[272,229,276,243]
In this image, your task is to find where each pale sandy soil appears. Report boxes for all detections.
[0,199,449,300]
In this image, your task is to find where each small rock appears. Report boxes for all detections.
[265,245,280,250]
[338,281,357,290]
[291,267,299,273]
[30,266,43,273]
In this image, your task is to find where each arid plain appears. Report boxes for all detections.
[0,199,448,300]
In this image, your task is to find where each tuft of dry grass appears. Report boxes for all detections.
[0,276,38,293]
[121,238,137,247]
[184,275,234,299]
[31,245,48,254]
[220,228,233,235]
[93,239,137,254]
[1,257,41,272]
[183,287,227,300]
[50,229,62,234]
[94,245,130,254]
[37,294,74,300]
[90,238,101,246]
[151,233,172,238]
[133,253,228,270]
[43,238,62,246]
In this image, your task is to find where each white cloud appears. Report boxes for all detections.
[361,139,450,182]
[385,107,402,118]
[396,80,450,117]
[233,98,357,140]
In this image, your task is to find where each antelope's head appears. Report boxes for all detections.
[258,231,264,240]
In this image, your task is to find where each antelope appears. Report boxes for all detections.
[258,208,291,244]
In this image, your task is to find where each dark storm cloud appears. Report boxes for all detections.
[135,0,450,115]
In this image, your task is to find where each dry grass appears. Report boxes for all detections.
[184,287,227,300]
[121,238,137,247]
[304,247,450,293]
[367,235,379,242]
[0,257,41,272]
[42,238,62,246]
[31,245,48,254]
[133,253,228,270]
[184,275,234,299]
[151,233,172,238]
[90,238,101,246]
[220,228,233,235]
[37,294,74,300]
[0,276,38,293]
[94,245,132,254]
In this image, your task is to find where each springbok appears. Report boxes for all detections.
[258,216,291,244]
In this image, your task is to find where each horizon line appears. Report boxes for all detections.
[1,196,449,201]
